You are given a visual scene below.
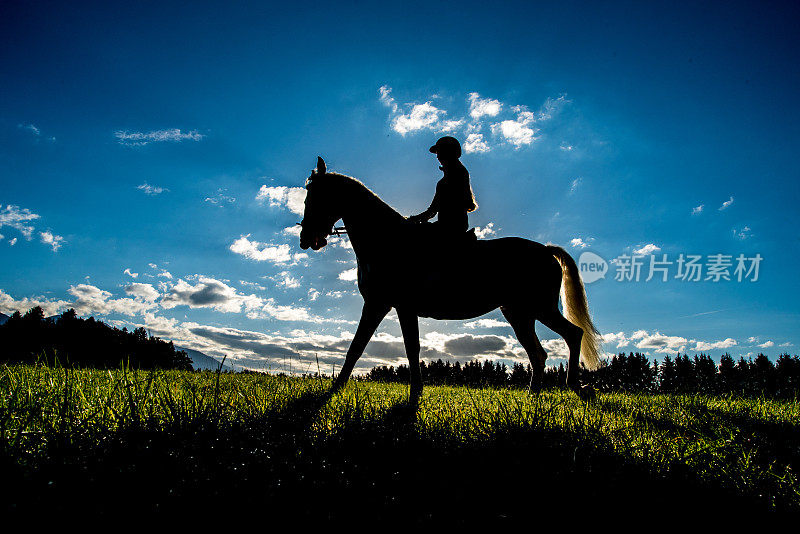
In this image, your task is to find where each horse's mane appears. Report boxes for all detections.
[325,172,405,223]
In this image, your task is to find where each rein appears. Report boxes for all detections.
[296,222,348,236]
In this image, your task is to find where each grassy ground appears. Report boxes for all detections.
[1,363,798,522]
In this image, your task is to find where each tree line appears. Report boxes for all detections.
[365,352,800,398]
[0,306,193,370]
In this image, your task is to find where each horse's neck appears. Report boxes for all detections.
[338,178,404,260]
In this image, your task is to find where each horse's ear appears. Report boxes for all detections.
[316,156,326,175]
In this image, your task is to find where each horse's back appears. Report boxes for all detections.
[473,236,560,269]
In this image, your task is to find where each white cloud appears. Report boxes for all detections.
[283,225,303,237]
[277,271,300,289]
[733,226,752,240]
[570,238,590,249]
[463,133,490,153]
[157,276,334,324]
[124,283,160,303]
[332,236,353,249]
[39,230,64,251]
[19,123,40,136]
[205,189,236,206]
[474,223,496,239]
[539,338,570,360]
[536,95,569,121]
[569,177,582,194]
[250,298,320,322]
[379,85,398,113]
[115,128,204,146]
[0,288,71,317]
[692,204,704,215]
[559,143,574,151]
[758,340,774,348]
[694,338,737,351]
[230,235,306,264]
[442,334,511,357]
[380,86,457,136]
[379,86,568,152]
[68,284,155,317]
[124,268,139,278]
[491,115,537,147]
[18,123,56,142]
[601,331,630,348]
[8,238,17,246]
[468,92,503,119]
[161,276,254,314]
[719,196,734,210]
[137,183,169,195]
[633,243,661,255]
[630,330,688,354]
[437,119,465,132]
[122,319,363,371]
[339,268,358,282]
[1,204,40,239]
[392,102,446,135]
[464,318,509,329]
[240,280,267,291]
[256,185,306,216]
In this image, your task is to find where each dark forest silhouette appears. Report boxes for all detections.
[365,352,800,398]
[0,306,192,370]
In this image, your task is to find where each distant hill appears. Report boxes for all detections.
[0,313,8,325]
[177,346,234,372]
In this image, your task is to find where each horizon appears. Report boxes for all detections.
[1,1,799,373]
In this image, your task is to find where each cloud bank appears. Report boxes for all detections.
[379,86,569,153]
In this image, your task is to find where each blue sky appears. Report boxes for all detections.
[1,0,798,372]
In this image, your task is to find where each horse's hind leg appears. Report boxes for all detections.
[538,308,583,390]
[501,307,547,393]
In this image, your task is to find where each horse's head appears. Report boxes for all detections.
[299,156,340,251]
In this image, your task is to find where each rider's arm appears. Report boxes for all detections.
[408,207,435,223]
[408,185,441,223]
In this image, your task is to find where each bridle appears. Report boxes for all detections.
[295,222,347,236]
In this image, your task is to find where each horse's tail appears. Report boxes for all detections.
[547,245,601,371]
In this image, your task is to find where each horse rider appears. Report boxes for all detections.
[408,136,478,244]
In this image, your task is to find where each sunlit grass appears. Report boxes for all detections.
[1,362,798,517]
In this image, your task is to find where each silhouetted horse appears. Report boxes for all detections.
[300,157,600,397]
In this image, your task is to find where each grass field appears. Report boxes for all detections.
[1,363,798,522]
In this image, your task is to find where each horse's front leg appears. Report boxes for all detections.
[397,308,422,398]
[331,301,391,392]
